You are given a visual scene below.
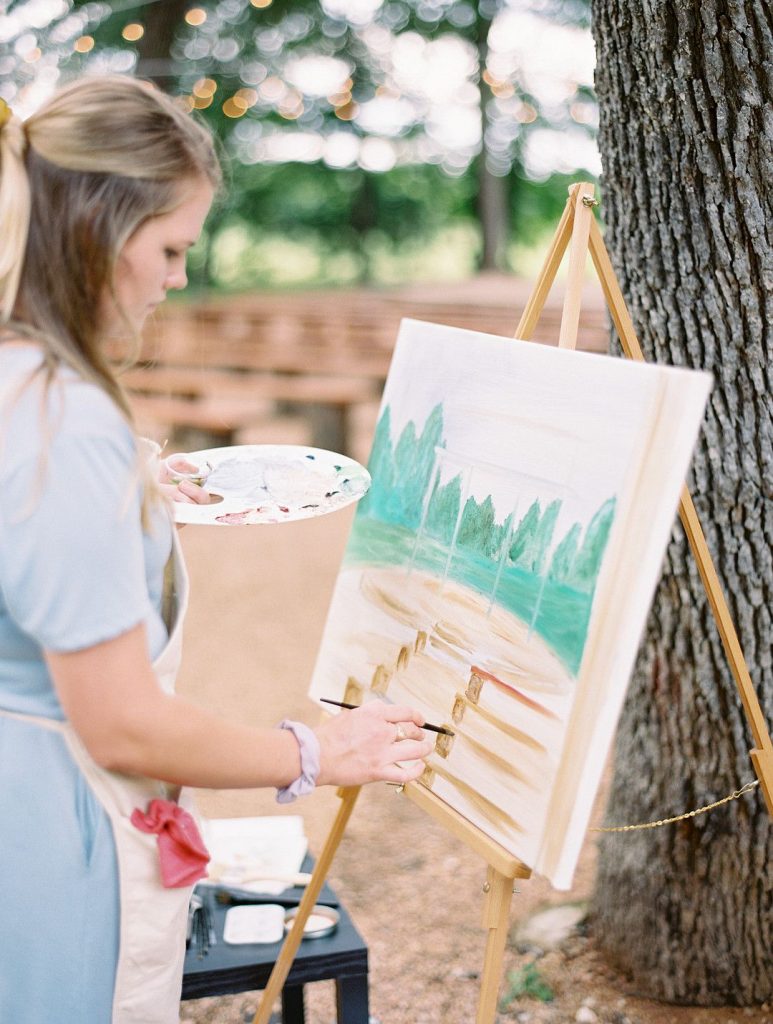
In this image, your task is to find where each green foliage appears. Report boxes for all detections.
[221,160,478,279]
[510,173,596,244]
[500,960,555,1007]
[4,0,596,287]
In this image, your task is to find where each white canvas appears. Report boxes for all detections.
[309,319,711,888]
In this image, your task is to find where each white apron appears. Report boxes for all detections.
[0,530,196,1024]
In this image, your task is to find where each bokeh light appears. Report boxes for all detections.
[193,78,217,99]
[121,23,144,42]
[185,8,207,27]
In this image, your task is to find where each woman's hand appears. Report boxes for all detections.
[158,455,211,505]
[315,701,435,788]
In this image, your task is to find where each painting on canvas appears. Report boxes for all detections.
[309,319,711,888]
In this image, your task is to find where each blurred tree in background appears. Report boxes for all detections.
[0,0,597,288]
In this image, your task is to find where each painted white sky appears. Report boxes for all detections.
[381,319,710,543]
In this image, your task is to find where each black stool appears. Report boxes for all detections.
[181,870,369,1024]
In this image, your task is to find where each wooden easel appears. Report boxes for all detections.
[252,780,531,1024]
[527,182,773,816]
[253,182,773,1024]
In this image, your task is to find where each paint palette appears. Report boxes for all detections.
[170,444,371,526]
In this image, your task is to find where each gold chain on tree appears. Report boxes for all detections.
[591,780,760,833]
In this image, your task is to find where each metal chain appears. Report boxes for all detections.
[591,780,760,833]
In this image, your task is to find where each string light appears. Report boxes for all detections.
[185,8,207,26]
[193,78,217,98]
[328,90,352,107]
[278,90,304,119]
[234,88,258,108]
[122,23,145,42]
[515,102,537,124]
[74,35,95,53]
[335,101,358,121]
[222,98,246,118]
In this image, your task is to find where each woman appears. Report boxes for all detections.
[0,76,433,1023]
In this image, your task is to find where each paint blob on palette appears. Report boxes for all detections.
[170,445,371,525]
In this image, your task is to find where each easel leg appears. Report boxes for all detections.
[751,748,773,818]
[252,786,362,1024]
[515,188,575,341]
[476,866,515,1024]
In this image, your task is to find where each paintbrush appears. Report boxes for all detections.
[211,887,339,909]
[320,698,454,736]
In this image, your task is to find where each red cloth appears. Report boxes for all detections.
[130,799,210,888]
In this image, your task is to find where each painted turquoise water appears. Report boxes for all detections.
[345,402,617,677]
[345,518,593,676]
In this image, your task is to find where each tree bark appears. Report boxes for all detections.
[591,0,772,1005]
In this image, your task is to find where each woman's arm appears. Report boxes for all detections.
[45,623,433,790]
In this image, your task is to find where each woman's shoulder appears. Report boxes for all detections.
[0,348,134,472]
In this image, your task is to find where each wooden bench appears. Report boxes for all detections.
[124,364,380,453]
[120,308,387,452]
[124,279,609,453]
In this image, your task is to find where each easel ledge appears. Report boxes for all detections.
[252,182,773,1024]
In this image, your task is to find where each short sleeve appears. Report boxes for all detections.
[0,429,152,653]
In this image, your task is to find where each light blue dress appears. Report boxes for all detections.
[0,348,173,1021]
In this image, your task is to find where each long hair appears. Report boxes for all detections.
[0,75,221,419]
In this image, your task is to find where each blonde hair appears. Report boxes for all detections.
[0,75,221,417]
[0,112,30,323]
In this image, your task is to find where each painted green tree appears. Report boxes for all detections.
[385,404,445,528]
[509,498,561,572]
[425,474,463,546]
[549,522,581,583]
[361,404,395,520]
[458,494,498,557]
[570,497,616,592]
[509,499,542,566]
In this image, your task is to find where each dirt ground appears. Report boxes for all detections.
[174,508,771,1024]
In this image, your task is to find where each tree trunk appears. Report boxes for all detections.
[476,14,508,270]
[476,154,508,271]
[135,0,190,92]
[591,0,772,1005]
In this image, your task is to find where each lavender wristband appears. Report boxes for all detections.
[275,719,321,804]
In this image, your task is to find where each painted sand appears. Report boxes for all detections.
[310,564,574,866]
